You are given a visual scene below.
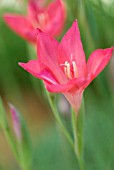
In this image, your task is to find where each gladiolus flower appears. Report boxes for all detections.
[19,20,113,114]
[3,0,66,43]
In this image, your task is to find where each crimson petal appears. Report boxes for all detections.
[3,14,36,43]
[37,29,67,83]
[28,0,45,24]
[19,60,40,77]
[45,0,66,36]
[87,47,114,80]
[19,60,58,84]
[58,20,86,78]
[45,77,88,93]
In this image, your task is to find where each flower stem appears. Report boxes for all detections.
[71,98,85,170]
[46,91,74,149]
[20,163,30,170]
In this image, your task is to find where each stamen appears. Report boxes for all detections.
[64,66,67,76]
[72,61,78,78]
[60,59,78,79]
[67,63,72,79]
[65,61,68,66]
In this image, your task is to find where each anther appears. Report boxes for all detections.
[72,61,78,78]
[67,63,72,79]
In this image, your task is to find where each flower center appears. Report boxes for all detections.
[60,54,78,79]
[37,13,49,29]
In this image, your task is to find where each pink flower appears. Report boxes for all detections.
[3,0,66,43]
[19,20,113,113]
[9,104,21,141]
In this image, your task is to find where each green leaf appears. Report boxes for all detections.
[0,97,19,160]
[9,104,32,170]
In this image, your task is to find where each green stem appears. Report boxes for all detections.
[0,98,31,170]
[3,127,19,160]
[46,91,74,149]
[0,98,19,160]
[18,147,31,170]
[71,98,85,170]
[20,162,30,170]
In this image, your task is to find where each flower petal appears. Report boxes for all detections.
[58,20,86,77]
[28,0,44,14]
[45,0,66,36]
[38,69,58,84]
[45,77,88,93]
[19,60,40,77]
[28,0,45,24]
[3,14,36,43]
[87,47,114,80]
[28,0,66,37]
[19,60,58,84]
[37,29,67,83]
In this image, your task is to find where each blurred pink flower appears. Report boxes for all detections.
[9,104,21,141]
[19,20,113,113]
[3,0,66,43]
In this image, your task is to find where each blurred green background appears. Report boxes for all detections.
[0,0,114,169]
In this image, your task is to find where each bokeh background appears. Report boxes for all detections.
[0,0,114,169]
